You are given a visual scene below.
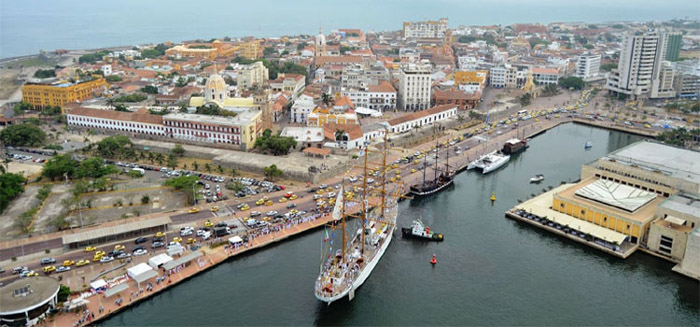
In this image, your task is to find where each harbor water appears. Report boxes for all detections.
[103,123,699,326]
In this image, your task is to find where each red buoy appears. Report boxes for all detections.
[430,254,437,265]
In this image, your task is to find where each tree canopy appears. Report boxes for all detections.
[96,135,134,159]
[558,76,585,90]
[140,85,159,94]
[78,51,109,64]
[111,93,147,103]
[263,164,283,181]
[0,123,46,147]
[106,75,122,82]
[656,128,699,147]
[34,69,56,78]
[164,175,199,190]
[42,154,77,180]
[0,173,25,213]
[254,129,297,155]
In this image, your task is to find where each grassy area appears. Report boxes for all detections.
[4,56,54,69]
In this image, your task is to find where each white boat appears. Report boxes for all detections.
[466,151,510,174]
[314,136,401,305]
[585,141,592,149]
[530,174,545,183]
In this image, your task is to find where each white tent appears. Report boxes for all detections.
[127,263,157,286]
[90,279,107,290]
[228,236,243,244]
[148,253,174,269]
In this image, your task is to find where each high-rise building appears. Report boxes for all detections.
[665,32,682,61]
[398,63,432,111]
[575,52,601,81]
[605,30,669,99]
[402,18,448,40]
[650,61,676,99]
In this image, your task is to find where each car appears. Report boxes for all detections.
[411,168,417,173]
[286,203,297,209]
[152,241,165,248]
[57,266,71,273]
[20,271,38,278]
[155,232,166,238]
[116,253,131,259]
[100,256,114,263]
[255,199,265,206]
[84,246,97,252]
[188,207,200,214]
[265,201,273,206]
[180,228,193,236]
[289,194,298,200]
[266,211,278,216]
[240,204,250,211]
[204,220,214,228]
[63,260,75,266]
[210,206,219,212]
[114,244,125,251]
[135,237,148,244]
[76,260,90,267]
[196,230,205,237]
[327,192,336,198]
[250,211,262,217]
[186,238,197,244]
[12,266,28,274]
[172,237,182,243]
[43,266,56,273]
[40,258,56,265]
[133,249,148,256]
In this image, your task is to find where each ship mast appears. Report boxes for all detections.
[433,139,439,182]
[360,146,368,256]
[380,132,387,220]
[445,141,449,176]
[341,178,346,262]
[421,155,427,188]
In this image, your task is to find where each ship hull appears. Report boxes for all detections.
[409,178,454,197]
[481,155,510,174]
[314,228,394,304]
[401,228,444,241]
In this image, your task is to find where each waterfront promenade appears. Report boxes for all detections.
[49,213,333,327]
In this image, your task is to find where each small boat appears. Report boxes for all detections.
[530,174,545,183]
[401,220,444,241]
[584,141,592,149]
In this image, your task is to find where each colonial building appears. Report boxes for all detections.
[269,73,305,99]
[290,93,316,123]
[21,77,108,108]
[165,40,238,60]
[387,104,458,133]
[432,88,481,110]
[307,96,358,127]
[341,81,396,112]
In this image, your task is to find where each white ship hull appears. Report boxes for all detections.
[314,228,394,304]
[467,151,510,174]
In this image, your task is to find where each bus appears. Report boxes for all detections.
[517,109,528,116]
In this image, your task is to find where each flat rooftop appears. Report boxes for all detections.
[0,277,59,314]
[604,141,700,185]
[280,127,324,143]
[164,110,258,127]
[575,179,657,212]
[659,193,700,218]
[557,178,663,223]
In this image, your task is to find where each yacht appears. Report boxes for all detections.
[467,151,510,174]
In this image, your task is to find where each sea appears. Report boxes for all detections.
[0,0,694,59]
[102,123,700,326]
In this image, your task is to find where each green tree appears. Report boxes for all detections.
[457,35,477,43]
[111,93,147,103]
[204,163,211,173]
[106,75,122,82]
[75,157,117,178]
[263,164,283,181]
[254,129,297,155]
[141,85,159,94]
[0,124,46,147]
[558,76,585,90]
[519,93,532,107]
[172,144,185,157]
[321,93,333,106]
[141,195,150,204]
[114,104,129,112]
[263,47,276,56]
[96,136,132,158]
[13,102,33,115]
[34,69,56,78]
[167,154,178,169]
[42,154,78,180]
[36,184,53,201]
[0,173,25,213]
[57,285,71,302]
[193,161,199,171]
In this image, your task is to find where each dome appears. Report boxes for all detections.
[204,74,227,104]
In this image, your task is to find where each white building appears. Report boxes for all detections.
[341,81,397,112]
[290,93,316,123]
[403,18,448,39]
[606,29,670,99]
[237,61,269,90]
[269,73,305,100]
[398,63,432,110]
[490,66,507,88]
[531,67,560,85]
[387,104,457,134]
[650,61,676,99]
[575,52,601,81]
[101,64,112,76]
[66,107,167,136]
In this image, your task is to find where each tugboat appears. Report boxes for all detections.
[501,138,529,155]
[529,174,545,183]
[401,220,444,241]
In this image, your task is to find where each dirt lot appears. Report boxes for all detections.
[0,185,41,240]
[0,69,20,100]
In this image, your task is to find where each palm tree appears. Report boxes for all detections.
[230,168,238,176]
[217,165,224,174]
[334,130,346,142]
[148,152,155,164]
[205,163,211,173]
[155,153,164,165]
[193,161,199,171]
[321,92,334,107]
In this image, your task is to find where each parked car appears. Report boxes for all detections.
[135,237,148,244]
[40,258,56,265]
[152,241,165,248]
[57,266,71,273]
[99,256,114,263]
[13,266,28,274]
[133,249,148,256]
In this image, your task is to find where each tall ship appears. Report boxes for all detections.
[501,138,528,155]
[314,137,402,304]
[409,141,455,196]
[467,150,510,174]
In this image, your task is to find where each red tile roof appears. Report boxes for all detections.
[368,81,396,93]
[323,123,363,140]
[387,104,457,126]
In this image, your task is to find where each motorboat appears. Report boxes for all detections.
[530,174,545,183]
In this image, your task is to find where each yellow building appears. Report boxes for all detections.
[454,70,488,88]
[239,40,262,60]
[165,40,239,60]
[21,78,107,108]
[306,96,358,127]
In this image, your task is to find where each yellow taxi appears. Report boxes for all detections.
[187,238,197,244]
[63,260,75,266]
[395,175,402,180]
[210,206,219,212]
[93,254,104,262]
[395,169,401,175]
[95,250,106,257]
[411,168,417,173]
[204,220,214,228]
[289,194,298,200]
[279,197,288,203]
[391,163,399,169]
[265,200,273,206]
[316,189,325,195]
[289,209,299,215]
[389,177,396,182]
[172,237,182,243]
[256,199,265,205]
[325,187,334,193]
[26,271,39,277]
[76,260,90,267]
[84,246,97,252]
[188,207,200,214]
[43,266,56,273]
[240,204,250,211]
[156,231,166,238]
[114,244,125,251]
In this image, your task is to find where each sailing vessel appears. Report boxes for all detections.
[315,136,402,304]
[409,141,455,197]
[467,150,510,174]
